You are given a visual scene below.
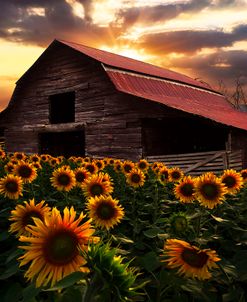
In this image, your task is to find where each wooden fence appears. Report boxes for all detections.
[146,149,243,175]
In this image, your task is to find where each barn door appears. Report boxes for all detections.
[39,130,85,157]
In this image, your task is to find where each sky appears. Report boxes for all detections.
[0,0,247,111]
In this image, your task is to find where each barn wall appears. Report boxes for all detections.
[0,43,116,154]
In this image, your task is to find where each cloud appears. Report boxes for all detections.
[115,0,211,28]
[165,50,247,92]
[138,24,247,54]
[0,0,117,47]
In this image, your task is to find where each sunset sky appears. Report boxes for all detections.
[1,0,247,111]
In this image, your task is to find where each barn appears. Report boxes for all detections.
[0,39,247,174]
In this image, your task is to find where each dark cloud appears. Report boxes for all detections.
[0,0,117,47]
[212,0,247,8]
[164,50,247,92]
[115,0,211,28]
[138,24,247,54]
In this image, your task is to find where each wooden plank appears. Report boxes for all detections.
[184,151,225,173]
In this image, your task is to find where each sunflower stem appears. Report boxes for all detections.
[82,273,102,302]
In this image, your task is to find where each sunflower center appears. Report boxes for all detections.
[96,162,103,169]
[75,172,85,183]
[96,202,115,220]
[200,183,219,200]
[139,162,147,169]
[5,181,18,193]
[171,171,181,180]
[124,165,132,173]
[222,176,236,188]
[57,174,71,186]
[181,248,209,268]
[44,230,78,265]
[86,165,95,173]
[180,183,194,197]
[18,166,32,178]
[131,174,141,183]
[90,184,103,196]
[23,211,43,226]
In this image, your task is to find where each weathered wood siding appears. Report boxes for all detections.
[0,42,189,160]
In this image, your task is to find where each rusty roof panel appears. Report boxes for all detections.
[105,68,247,131]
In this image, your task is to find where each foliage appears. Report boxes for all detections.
[0,152,247,301]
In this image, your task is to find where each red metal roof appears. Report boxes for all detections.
[105,68,247,131]
[58,39,212,91]
[13,39,247,131]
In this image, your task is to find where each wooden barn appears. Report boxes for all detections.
[0,39,247,174]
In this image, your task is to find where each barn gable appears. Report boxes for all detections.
[0,39,247,171]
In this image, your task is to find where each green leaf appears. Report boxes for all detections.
[139,251,160,272]
[0,262,19,280]
[59,288,82,302]
[211,215,229,223]
[22,284,41,302]
[3,282,22,302]
[0,231,9,241]
[5,249,23,264]
[143,228,162,238]
[45,271,86,291]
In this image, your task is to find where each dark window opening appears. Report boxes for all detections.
[49,91,75,124]
[142,117,228,156]
[39,130,85,158]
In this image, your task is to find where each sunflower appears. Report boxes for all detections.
[220,169,243,194]
[9,199,50,237]
[50,167,76,192]
[49,157,59,167]
[241,169,247,182]
[0,174,23,199]
[14,161,37,183]
[81,173,113,199]
[126,169,145,188]
[122,160,135,174]
[151,162,164,175]
[29,154,40,163]
[195,173,227,209]
[87,195,124,230]
[0,149,6,159]
[158,166,170,184]
[169,167,184,182]
[137,159,149,172]
[113,160,123,173]
[18,207,97,288]
[33,162,42,170]
[4,162,15,174]
[85,162,98,174]
[74,167,90,187]
[162,239,220,280]
[40,154,50,162]
[108,158,115,165]
[13,152,26,161]
[174,176,196,203]
[170,213,189,235]
[93,159,105,171]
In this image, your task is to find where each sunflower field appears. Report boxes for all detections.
[0,149,247,302]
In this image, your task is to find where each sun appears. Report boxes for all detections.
[100,44,151,62]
